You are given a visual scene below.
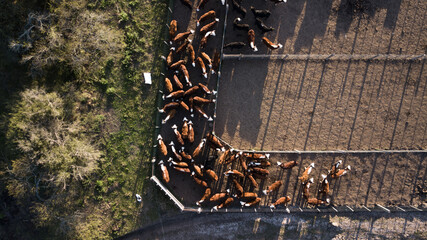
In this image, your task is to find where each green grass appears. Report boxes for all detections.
[0,0,179,239]
[78,0,179,238]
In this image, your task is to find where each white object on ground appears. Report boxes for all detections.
[144,72,152,85]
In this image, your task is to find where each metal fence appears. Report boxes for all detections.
[222,53,427,62]
[151,0,175,177]
[150,1,426,215]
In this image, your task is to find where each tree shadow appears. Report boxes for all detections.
[214,58,268,148]
[293,0,333,53]
[120,210,427,239]
[334,0,403,37]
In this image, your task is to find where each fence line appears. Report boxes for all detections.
[150,1,426,215]
[223,53,427,61]
[151,176,185,211]
[182,205,424,213]
[211,133,427,154]
[151,0,175,177]
[212,3,229,132]
[151,173,425,213]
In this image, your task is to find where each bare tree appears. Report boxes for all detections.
[11,4,123,78]
[6,88,103,228]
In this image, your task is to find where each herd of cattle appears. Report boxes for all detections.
[156,0,351,210]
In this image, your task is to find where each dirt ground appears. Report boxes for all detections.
[155,0,427,213]
[216,0,427,151]
[166,151,426,208]
[215,59,427,151]
[121,212,427,240]
[222,0,426,56]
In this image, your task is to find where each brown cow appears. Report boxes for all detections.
[159,160,170,183]
[210,190,229,202]
[173,165,191,173]
[163,90,184,100]
[248,29,258,52]
[206,132,224,150]
[239,155,248,171]
[196,188,211,206]
[184,85,199,97]
[179,101,190,112]
[232,178,244,197]
[168,157,189,168]
[224,169,245,178]
[200,30,215,48]
[248,161,271,168]
[158,135,167,156]
[319,174,329,196]
[251,172,267,180]
[161,109,176,124]
[331,165,351,179]
[307,198,329,205]
[248,167,269,175]
[242,192,258,199]
[329,160,342,176]
[188,121,194,143]
[176,39,192,54]
[277,160,298,169]
[212,51,220,74]
[219,148,231,164]
[172,74,183,89]
[193,164,204,177]
[194,96,215,104]
[247,174,258,188]
[263,181,282,195]
[245,152,270,160]
[181,117,189,139]
[164,77,173,93]
[194,105,209,119]
[240,197,261,207]
[193,138,206,157]
[172,124,185,145]
[169,20,177,43]
[270,196,291,210]
[179,64,191,86]
[205,169,218,181]
[169,142,182,161]
[170,60,185,70]
[189,97,194,113]
[173,30,194,43]
[212,197,233,211]
[262,37,283,50]
[162,50,173,66]
[180,149,193,161]
[302,178,314,200]
[298,163,315,184]
[158,102,179,113]
[198,83,216,95]
[197,57,208,78]
[197,10,216,27]
[192,173,208,187]
[187,44,196,67]
[225,152,241,165]
[201,52,213,68]
[200,18,219,36]
[196,0,209,11]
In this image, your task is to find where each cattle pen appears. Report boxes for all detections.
[151,0,427,216]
